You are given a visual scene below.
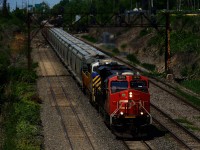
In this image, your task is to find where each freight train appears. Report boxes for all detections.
[42,27,152,136]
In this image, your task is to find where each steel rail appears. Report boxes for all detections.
[152,117,191,150]
[141,140,154,150]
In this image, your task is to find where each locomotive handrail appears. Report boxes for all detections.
[128,100,136,109]
[83,71,90,76]
[110,103,123,125]
[138,101,152,124]
[110,100,137,125]
[110,100,152,125]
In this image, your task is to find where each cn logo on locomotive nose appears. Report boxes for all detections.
[122,93,126,97]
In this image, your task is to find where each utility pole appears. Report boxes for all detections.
[2,0,8,17]
[165,12,171,73]
[130,0,132,10]
[151,0,154,8]
[167,0,169,10]
[27,12,32,70]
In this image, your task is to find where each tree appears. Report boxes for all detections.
[2,0,8,17]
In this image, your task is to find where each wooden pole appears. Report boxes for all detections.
[165,12,171,73]
[27,12,32,70]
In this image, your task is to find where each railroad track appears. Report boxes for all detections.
[151,104,200,150]
[124,140,153,150]
[38,45,95,150]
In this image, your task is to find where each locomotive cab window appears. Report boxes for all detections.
[130,80,148,93]
[111,81,128,93]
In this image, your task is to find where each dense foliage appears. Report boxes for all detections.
[3,66,41,150]
[0,12,42,149]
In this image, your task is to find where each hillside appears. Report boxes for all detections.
[85,16,200,81]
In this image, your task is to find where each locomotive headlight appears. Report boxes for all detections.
[140,111,144,115]
[120,111,124,115]
[129,92,133,98]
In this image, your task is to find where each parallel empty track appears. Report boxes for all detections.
[38,45,95,150]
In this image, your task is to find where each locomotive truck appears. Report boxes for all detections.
[42,26,152,136]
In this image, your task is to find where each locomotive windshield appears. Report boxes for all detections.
[111,81,128,93]
[130,80,148,93]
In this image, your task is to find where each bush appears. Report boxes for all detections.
[14,99,40,124]
[81,35,97,43]
[142,63,156,71]
[16,120,40,150]
[8,67,38,83]
[112,48,120,54]
[120,43,127,50]
[127,54,140,64]
[139,29,150,37]
[3,67,41,150]
[171,31,200,54]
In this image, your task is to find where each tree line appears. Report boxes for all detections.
[1,0,9,17]
[51,0,200,14]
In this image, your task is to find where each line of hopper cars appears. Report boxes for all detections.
[42,27,152,136]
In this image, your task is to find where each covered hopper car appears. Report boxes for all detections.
[42,27,152,136]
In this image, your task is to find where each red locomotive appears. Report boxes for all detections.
[82,60,152,136]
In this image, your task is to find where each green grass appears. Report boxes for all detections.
[142,63,156,71]
[175,118,193,125]
[175,118,200,131]
[176,88,200,108]
[180,80,200,94]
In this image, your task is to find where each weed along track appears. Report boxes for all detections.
[151,104,200,149]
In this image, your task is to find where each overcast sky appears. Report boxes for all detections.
[8,0,61,11]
